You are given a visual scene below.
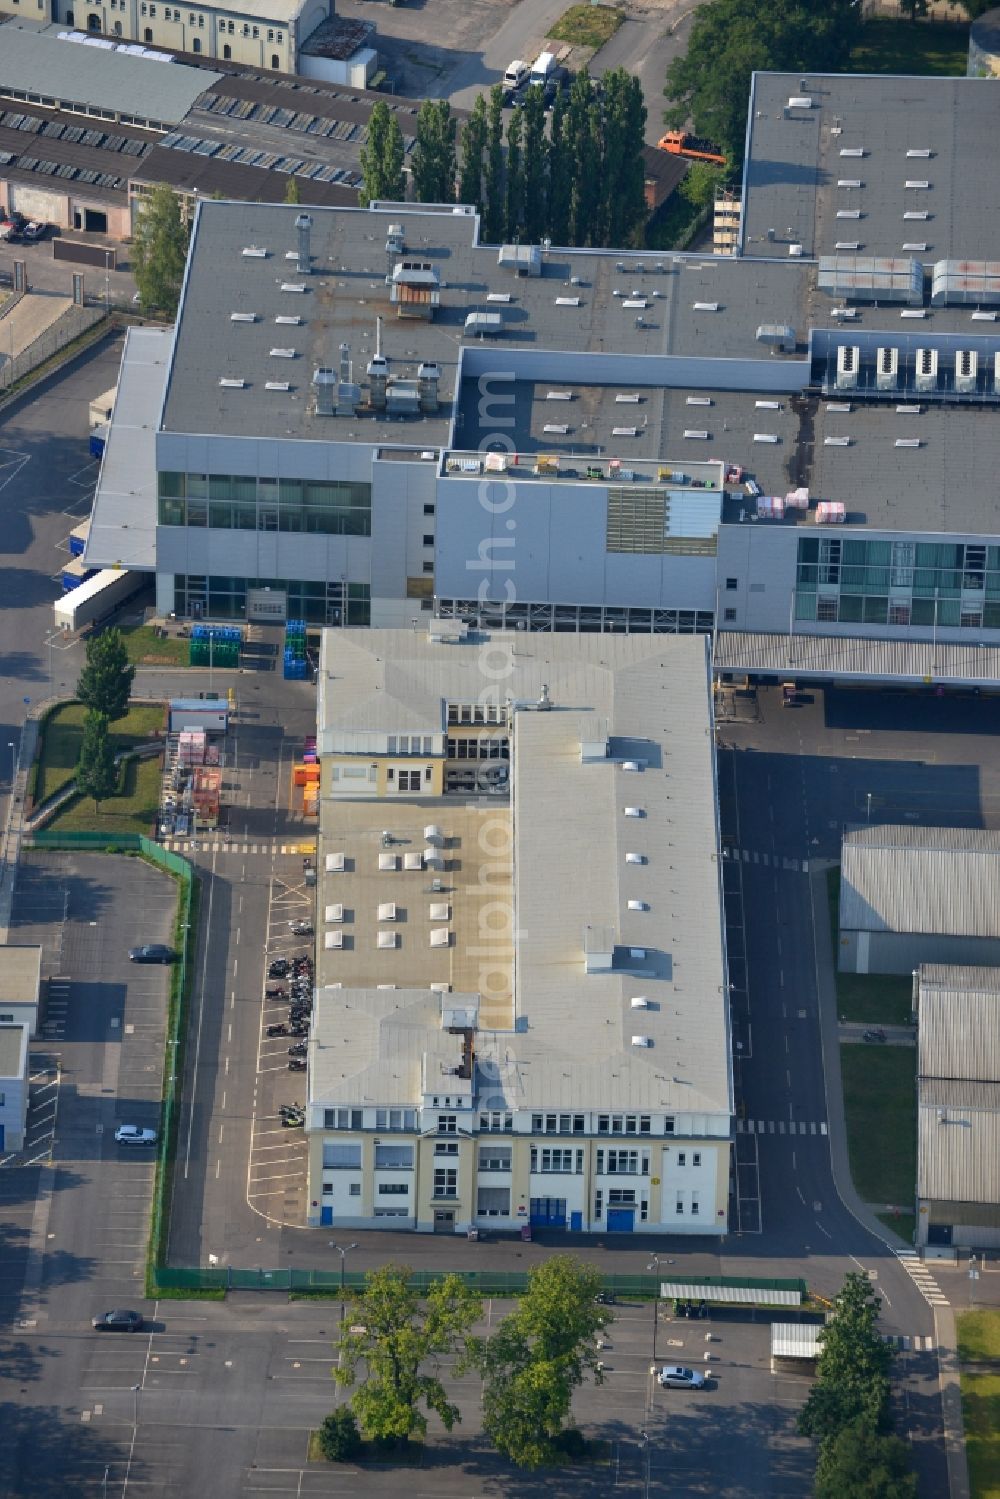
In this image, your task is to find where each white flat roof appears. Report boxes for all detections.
[85,327,169,572]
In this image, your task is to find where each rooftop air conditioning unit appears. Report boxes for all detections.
[631,1035,652,1048]
[835,345,859,390]
[630,996,650,1009]
[876,346,898,391]
[914,347,938,392]
[955,349,978,393]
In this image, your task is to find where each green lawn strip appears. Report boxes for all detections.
[44,754,161,837]
[849,19,970,78]
[876,1210,915,1245]
[35,701,164,806]
[826,869,915,1024]
[549,3,623,50]
[959,1311,1000,1364]
[840,1045,916,1207]
[961,1372,1000,1499]
[118,624,192,667]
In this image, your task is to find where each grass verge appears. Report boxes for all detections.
[549,3,623,50]
[118,624,192,667]
[44,754,161,837]
[959,1310,1000,1364]
[849,18,969,77]
[961,1372,1000,1499]
[876,1210,915,1245]
[840,1044,916,1207]
[34,701,164,806]
[826,869,914,1024]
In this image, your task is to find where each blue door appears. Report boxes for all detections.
[606,1208,635,1233]
[570,1211,582,1231]
[320,1205,333,1227]
[529,1197,567,1228]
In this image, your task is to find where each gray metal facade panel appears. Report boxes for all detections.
[867,933,1000,977]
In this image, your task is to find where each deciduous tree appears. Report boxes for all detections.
[412,100,457,203]
[482,86,505,242]
[359,100,405,207]
[317,1406,361,1462]
[334,1265,481,1446]
[76,626,135,723]
[504,106,525,239]
[520,86,548,244]
[546,92,573,246]
[799,1273,893,1445]
[458,93,488,213]
[598,67,647,247]
[76,711,117,812]
[815,1418,918,1499]
[131,184,190,316]
[479,1255,608,1468]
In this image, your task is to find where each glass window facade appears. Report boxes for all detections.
[158,472,372,536]
[796,538,1000,630]
[173,574,370,626]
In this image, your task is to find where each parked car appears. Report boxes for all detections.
[658,1365,706,1390]
[92,1308,144,1333]
[114,1125,158,1147]
[21,220,47,241]
[128,944,176,964]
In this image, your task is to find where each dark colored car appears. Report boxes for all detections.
[92,1308,144,1333]
[21,220,48,242]
[128,944,176,964]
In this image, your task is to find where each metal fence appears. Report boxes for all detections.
[0,303,108,394]
[154,1265,808,1300]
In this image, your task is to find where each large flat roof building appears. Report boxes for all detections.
[82,66,1000,686]
[305,627,732,1234]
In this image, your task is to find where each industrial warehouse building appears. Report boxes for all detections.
[76,70,1000,690]
[838,827,1000,975]
[915,964,1000,1249]
[302,627,733,1234]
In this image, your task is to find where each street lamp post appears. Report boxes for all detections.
[646,1256,661,1364]
[331,1240,358,1325]
[866,792,872,823]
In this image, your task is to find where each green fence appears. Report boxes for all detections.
[27,832,196,1293]
[153,1265,808,1301]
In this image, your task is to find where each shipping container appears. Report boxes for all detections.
[168,699,229,736]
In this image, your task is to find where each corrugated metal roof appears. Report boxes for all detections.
[770,1323,822,1358]
[713,630,1000,687]
[918,1077,1000,1201]
[840,825,1000,938]
[918,971,1000,1083]
[0,21,219,126]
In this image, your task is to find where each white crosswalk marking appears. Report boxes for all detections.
[895,1250,950,1307]
[728,847,807,872]
[736,1118,828,1136]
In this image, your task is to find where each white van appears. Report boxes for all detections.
[530,51,556,87]
[503,59,529,91]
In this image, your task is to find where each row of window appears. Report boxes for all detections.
[439,599,715,636]
[323,1108,691,1137]
[159,489,371,537]
[795,593,1000,629]
[447,737,509,761]
[173,576,370,627]
[447,703,506,725]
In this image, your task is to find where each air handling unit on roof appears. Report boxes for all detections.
[418,362,441,413]
[931,259,1000,307]
[367,316,388,410]
[756,323,795,352]
[915,347,938,392]
[386,223,405,257]
[498,244,542,277]
[313,366,336,416]
[876,347,898,391]
[836,345,859,390]
[390,261,440,319]
[955,349,978,392]
[818,255,924,306]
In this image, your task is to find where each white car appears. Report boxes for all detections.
[115,1125,158,1147]
[658,1365,706,1390]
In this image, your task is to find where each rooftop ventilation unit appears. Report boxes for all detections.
[497,243,541,277]
[546,391,573,400]
[835,344,859,390]
[556,295,581,306]
[624,806,644,818]
[876,346,898,391]
[424,825,445,846]
[313,366,336,416]
[834,243,861,253]
[385,222,405,256]
[613,426,639,437]
[294,212,312,275]
[824,435,851,446]
[417,361,441,414]
[630,996,650,1009]
[265,381,291,392]
[907,149,932,158]
[756,399,782,410]
[543,424,569,435]
[756,323,795,350]
[270,348,295,359]
[903,211,929,221]
[905,180,930,190]
[241,245,267,258]
[686,396,712,406]
[275,314,301,326]
[486,292,512,303]
[900,310,927,319]
[787,95,813,108]
[896,404,921,414]
[627,899,648,912]
[895,438,921,448]
[692,301,720,311]
[618,393,642,404]
[280,282,306,293]
[973,311,998,322]
[625,852,646,865]
[753,432,779,443]
[837,179,862,189]
[683,430,709,439]
[218,377,245,388]
[840,147,865,157]
[836,210,862,220]
[955,349,978,393]
[230,312,255,323]
[631,1035,652,1048]
[914,347,938,392]
[901,243,928,252]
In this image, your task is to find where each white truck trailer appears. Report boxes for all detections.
[53,568,142,632]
